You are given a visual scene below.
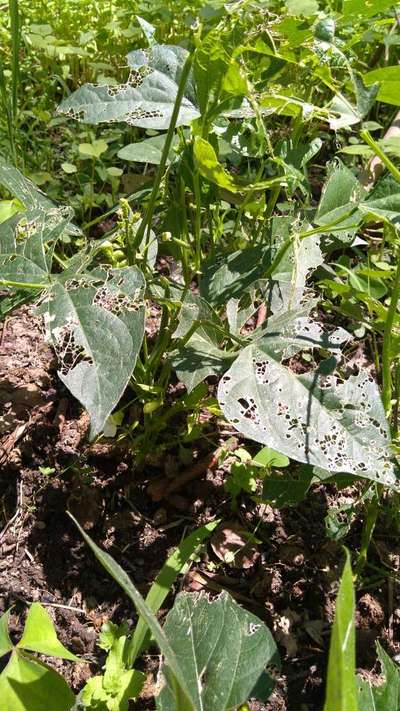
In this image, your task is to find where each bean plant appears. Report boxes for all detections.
[1,0,400,707]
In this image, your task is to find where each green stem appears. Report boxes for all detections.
[354,487,381,580]
[135,53,194,248]
[360,129,400,183]
[0,279,47,290]
[382,239,400,415]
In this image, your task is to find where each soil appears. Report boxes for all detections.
[1,307,399,710]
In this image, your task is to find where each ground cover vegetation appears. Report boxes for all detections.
[0,0,400,708]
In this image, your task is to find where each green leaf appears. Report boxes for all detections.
[285,0,319,16]
[316,162,365,227]
[200,245,272,306]
[0,161,79,236]
[18,603,79,661]
[262,466,314,508]
[157,591,279,710]
[342,0,393,17]
[218,346,398,488]
[0,609,13,657]
[44,266,145,438]
[193,137,242,193]
[69,514,196,710]
[324,550,357,711]
[59,44,199,130]
[78,140,108,159]
[0,199,21,224]
[128,520,219,665]
[357,644,400,710]
[172,328,233,392]
[117,134,179,165]
[364,67,400,107]
[61,162,77,174]
[253,447,290,468]
[0,651,75,711]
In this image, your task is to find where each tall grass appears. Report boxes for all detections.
[0,0,20,165]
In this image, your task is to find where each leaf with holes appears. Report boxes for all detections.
[43,266,145,439]
[58,44,199,130]
[156,591,279,711]
[0,161,79,236]
[218,345,398,489]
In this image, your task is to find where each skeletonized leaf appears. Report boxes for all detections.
[58,44,199,131]
[44,266,145,438]
[157,591,279,710]
[218,345,398,488]
[0,161,79,236]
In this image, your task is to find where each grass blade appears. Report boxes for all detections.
[127,519,219,665]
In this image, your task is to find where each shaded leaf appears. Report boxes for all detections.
[157,591,279,710]
[0,652,74,711]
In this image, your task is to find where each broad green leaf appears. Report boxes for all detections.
[78,140,108,159]
[262,466,314,508]
[364,67,400,107]
[157,591,279,711]
[194,137,242,192]
[128,521,219,665]
[0,609,13,657]
[172,328,233,392]
[0,199,21,224]
[44,266,145,438]
[58,75,199,130]
[218,346,398,488]
[0,651,75,711]
[18,603,78,661]
[200,245,272,306]
[285,0,319,16]
[253,447,290,468]
[324,551,357,711]
[193,138,283,193]
[70,514,195,710]
[357,644,400,710]
[316,162,365,227]
[117,134,179,165]
[342,0,393,17]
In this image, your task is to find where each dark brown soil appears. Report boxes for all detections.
[1,307,399,710]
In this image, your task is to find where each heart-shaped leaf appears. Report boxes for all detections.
[157,591,279,710]
[218,344,398,488]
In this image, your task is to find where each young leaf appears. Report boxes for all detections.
[18,603,79,661]
[128,520,220,665]
[0,652,75,711]
[218,346,398,489]
[357,643,400,710]
[69,514,196,710]
[324,550,357,711]
[157,590,280,711]
[0,609,13,657]
[117,134,179,165]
